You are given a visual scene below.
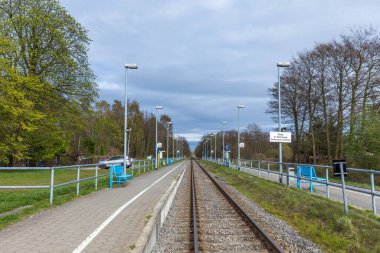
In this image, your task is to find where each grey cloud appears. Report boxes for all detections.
[61,0,380,146]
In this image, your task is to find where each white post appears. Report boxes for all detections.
[276,62,290,183]
[340,162,348,215]
[50,168,55,205]
[76,166,80,196]
[326,168,330,199]
[95,165,98,190]
[258,160,261,177]
[214,132,217,161]
[123,69,128,175]
[371,172,376,215]
[278,66,282,183]
[155,109,158,170]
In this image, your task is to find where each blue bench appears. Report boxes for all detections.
[296,165,326,192]
[109,165,133,189]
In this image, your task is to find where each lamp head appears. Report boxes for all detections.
[277,62,290,68]
[125,64,138,69]
[222,121,228,124]
[155,106,163,110]
[238,105,245,109]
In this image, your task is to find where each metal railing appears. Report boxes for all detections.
[205,158,380,215]
[0,159,156,205]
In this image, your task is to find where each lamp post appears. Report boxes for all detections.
[172,129,176,161]
[155,106,163,170]
[164,121,172,165]
[214,132,218,162]
[237,105,245,170]
[202,142,204,159]
[180,138,183,159]
[123,64,138,174]
[205,140,208,160]
[221,121,227,164]
[210,134,214,161]
[214,132,217,161]
[277,61,290,183]
[177,138,180,160]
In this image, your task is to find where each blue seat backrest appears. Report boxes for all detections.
[300,166,316,178]
[113,165,124,176]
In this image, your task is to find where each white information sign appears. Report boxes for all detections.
[239,143,245,148]
[270,132,292,143]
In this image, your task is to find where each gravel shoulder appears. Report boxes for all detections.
[210,172,323,253]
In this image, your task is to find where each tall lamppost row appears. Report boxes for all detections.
[123,64,138,174]
[237,105,245,170]
[221,121,227,164]
[155,106,163,170]
[277,61,290,183]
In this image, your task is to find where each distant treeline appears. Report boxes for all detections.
[91,100,191,161]
[194,124,284,162]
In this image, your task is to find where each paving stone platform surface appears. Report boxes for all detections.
[0,161,188,253]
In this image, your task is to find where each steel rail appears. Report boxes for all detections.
[194,159,284,253]
[191,159,199,253]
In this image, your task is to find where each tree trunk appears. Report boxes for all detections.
[321,80,332,164]
[335,73,344,159]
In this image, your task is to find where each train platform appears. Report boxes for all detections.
[0,161,188,253]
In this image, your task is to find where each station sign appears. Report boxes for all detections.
[270,132,291,143]
[239,143,245,148]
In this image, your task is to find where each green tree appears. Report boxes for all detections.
[0,0,97,102]
[0,37,44,164]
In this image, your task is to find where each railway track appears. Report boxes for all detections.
[191,159,283,252]
[153,159,284,252]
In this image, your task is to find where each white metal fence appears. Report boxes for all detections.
[0,159,156,205]
[204,158,380,215]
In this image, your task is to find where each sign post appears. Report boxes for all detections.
[333,160,348,215]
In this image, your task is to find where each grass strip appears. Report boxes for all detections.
[201,161,380,253]
[0,164,158,230]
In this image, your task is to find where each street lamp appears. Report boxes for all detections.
[237,105,245,170]
[177,138,180,160]
[123,64,138,174]
[172,129,176,161]
[180,138,184,159]
[205,139,208,160]
[221,121,227,164]
[210,134,214,161]
[155,106,163,170]
[277,61,290,183]
[214,132,217,161]
[203,141,205,159]
[164,121,172,165]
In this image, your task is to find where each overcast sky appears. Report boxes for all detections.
[60,0,380,146]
